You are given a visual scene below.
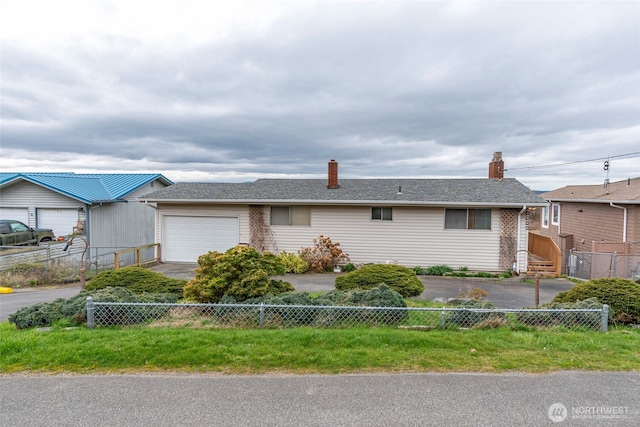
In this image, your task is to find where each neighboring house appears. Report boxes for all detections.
[141,155,546,274]
[539,177,640,256]
[0,173,173,250]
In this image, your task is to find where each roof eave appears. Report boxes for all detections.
[141,198,547,207]
[545,198,639,204]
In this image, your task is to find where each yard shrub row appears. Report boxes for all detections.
[8,287,178,329]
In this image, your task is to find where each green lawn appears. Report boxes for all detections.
[1,322,638,374]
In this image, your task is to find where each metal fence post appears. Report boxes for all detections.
[86,297,95,329]
[259,303,264,329]
[441,309,446,329]
[601,304,609,332]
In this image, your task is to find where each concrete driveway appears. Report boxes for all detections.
[151,263,575,308]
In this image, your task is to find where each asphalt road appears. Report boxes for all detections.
[0,285,81,322]
[0,372,637,426]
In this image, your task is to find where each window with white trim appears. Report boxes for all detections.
[445,208,491,230]
[270,206,310,226]
[542,205,549,228]
[551,204,560,226]
[371,207,393,221]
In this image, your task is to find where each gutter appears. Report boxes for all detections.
[516,205,527,274]
[138,198,548,208]
[609,202,628,242]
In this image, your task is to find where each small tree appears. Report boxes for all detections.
[299,235,350,273]
[183,246,292,303]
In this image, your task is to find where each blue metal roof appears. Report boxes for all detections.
[0,173,174,204]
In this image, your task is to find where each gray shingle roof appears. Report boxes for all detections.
[541,177,640,203]
[141,178,545,206]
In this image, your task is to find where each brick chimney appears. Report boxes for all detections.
[328,159,339,189]
[488,151,504,179]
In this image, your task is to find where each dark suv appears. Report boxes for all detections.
[0,220,55,246]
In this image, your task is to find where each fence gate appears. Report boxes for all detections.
[569,251,592,280]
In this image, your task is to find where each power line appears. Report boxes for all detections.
[504,151,640,172]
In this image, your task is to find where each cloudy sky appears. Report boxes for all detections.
[1,0,639,190]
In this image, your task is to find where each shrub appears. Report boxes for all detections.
[183,246,292,303]
[342,263,356,273]
[552,278,640,324]
[8,287,178,329]
[85,267,187,296]
[425,265,453,276]
[299,235,350,273]
[238,285,407,326]
[278,251,309,274]
[448,299,506,328]
[334,264,424,297]
[412,266,426,275]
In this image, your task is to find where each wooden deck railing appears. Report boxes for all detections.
[528,233,561,277]
[114,243,160,269]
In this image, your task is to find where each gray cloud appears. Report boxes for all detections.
[1,1,638,189]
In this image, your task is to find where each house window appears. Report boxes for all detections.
[372,207,392,221]
[551,204,560,226]
[445,208,491,230]
[270,206,310,226]
[542,205,549,228]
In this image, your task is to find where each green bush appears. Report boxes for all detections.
[342,263,356,272]
[447,299,506,328]
[8,287,178,329]
[278,251,309,274]
[552,278,640,324]
[335,264,424,297]
[85,267,187,296]
[238,285,407,326]
[183,246,292,303]
[425,265,453,276]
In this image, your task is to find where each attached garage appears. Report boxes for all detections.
[163,215,239,262]
[37,208,79,237]
[0,208,29,224]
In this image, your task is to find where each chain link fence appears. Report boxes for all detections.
[87,299,609,331]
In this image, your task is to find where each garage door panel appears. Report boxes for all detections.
[0,208,29,224]
[37,209,78,237]
[163,216,239,262]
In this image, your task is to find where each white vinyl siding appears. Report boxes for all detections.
[271,206,501,271]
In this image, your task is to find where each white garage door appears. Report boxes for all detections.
[37,208,78,237]
[0,208,29,224]
[163,216,239,262]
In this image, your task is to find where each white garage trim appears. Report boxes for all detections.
[0,208,29,224]
[37,208,79,237]
[163,215,239,262]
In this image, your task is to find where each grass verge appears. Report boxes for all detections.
[1,322,639,374]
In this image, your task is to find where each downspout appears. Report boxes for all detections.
[516,205,527,274]
[609,202,628,242]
